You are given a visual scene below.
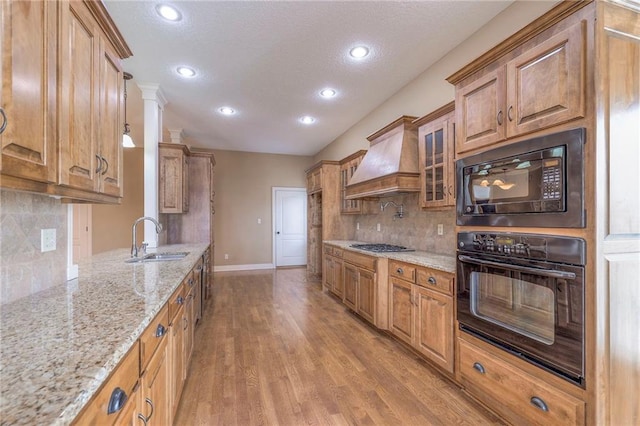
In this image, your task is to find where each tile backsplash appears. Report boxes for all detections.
[353,193,456,255]
[0,190,68,305]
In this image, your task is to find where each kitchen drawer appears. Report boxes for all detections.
[389,260,416,283]
[72,341,140,425]
[343,250,376,271]
[416,268,453,295]
[459,339,585,426]
[168,282,186,324]
[324,245,334,256]
[139,304,169,373]
[332,247,343,258]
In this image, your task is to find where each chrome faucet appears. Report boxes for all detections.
[131,216,163,258]
[380,200,404,219]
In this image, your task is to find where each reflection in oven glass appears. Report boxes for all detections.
[470,272,555,345]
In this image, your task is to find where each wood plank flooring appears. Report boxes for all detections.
[174,268,502,425]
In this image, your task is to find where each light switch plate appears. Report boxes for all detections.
[376,223,381,232]
[41,228,56,252]
[437,224,444,236]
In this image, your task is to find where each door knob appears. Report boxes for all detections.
[276,231,280,234]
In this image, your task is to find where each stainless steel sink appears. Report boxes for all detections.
[125,252,189,263]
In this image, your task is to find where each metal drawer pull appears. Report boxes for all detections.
[155,323,166,338]
[507,105,514,122]
[145,398,154,420]
[472,362,485,374]
[107,387,127,414]
[497,110,503,125]
[176,295,184,305]
[530,396,549,412]
[101,157,109,175]
[427,277,436,285]
[396,268,403,275]
[137,413,148,426]
[0,108,7,134]
[95,155,103,174]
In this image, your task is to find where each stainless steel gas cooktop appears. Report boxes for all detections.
[350,243,415,253]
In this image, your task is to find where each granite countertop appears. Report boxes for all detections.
[324,240,456,273]
[0,243,209,425]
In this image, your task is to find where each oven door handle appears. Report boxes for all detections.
[457,255,577,280]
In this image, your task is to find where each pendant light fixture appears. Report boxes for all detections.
[122,72,135,148]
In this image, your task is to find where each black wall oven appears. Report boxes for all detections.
[457,231,586,387]
[456,128,585,228]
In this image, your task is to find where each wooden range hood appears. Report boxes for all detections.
[345,116,420,199]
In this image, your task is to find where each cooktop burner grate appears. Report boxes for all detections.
[350,243,415,253]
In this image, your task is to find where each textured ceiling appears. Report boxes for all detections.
[104,1,514,156]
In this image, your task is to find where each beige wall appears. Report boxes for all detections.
[314,0,558,163]
[212,150,314,267]
[93,148,145,254]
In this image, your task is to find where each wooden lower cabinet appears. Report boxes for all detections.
[322,245,344,298]
[343,262,358,311]
[139,335,170,426]
[356,268,376,324]
[388,261,454,374]
[169,303,186,419]
[458,337,585,425]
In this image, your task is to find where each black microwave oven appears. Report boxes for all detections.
[456,128,585,228]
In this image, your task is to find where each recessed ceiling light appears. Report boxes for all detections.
[156,4,181,21]
[219,107,236,116]
[349,46,370,59]
[300,116,315,125]
[320,88,337,98]
[176,66,196,78]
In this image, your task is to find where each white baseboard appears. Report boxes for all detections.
[214,263,275,272]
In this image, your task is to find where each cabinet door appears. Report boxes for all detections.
[343,263,358,311]
[357,268,376,324]
[140,337,170,426]
[182,154,190,212]
[418,115,454,208]
[455,68,506,155]
[59,0,100,192]
[159,147,186,213]
[333,258,344,298]
[169,305,185,421]
[97,38,123,197]
[389,278,414,345]
[184,287,195,375]
[0,0,57,184]
[415,287,454,374]
[506,21,585,138]
[323,254,334,292]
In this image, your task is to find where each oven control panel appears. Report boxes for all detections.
[457,232,586,265]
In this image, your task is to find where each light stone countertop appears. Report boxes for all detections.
[0,243,208,425]
[324,240,456,273]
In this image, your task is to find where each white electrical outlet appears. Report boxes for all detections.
[257,218,261,224]
[41,228,56,252]
[437,224,444,236]
[224,253,229,260]
[377,223,381,232]
[356,222,360,230]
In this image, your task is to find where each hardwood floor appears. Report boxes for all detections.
[174,268,501,425]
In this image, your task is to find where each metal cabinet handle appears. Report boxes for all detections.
[155,323,166,338]
[427,277,437,285]
[145,398,154,420]
[472,362,485,374]
[507,105,514,122]
[530,396,549,412]
[0,108,7,134]
[101,156,109,175]
[396,268,403,275]
[176,295,184,305]
[95,155,103,174]
[448,185,453,196]
[137,413,148,426]
[107,387,128,414]
[497,110,503,125]
[188,278,194,287]
[183,317,188,330]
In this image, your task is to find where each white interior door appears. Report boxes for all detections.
[274,188,307,267]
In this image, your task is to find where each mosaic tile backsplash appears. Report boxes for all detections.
[353,193,456,256]
[0,190,68,305]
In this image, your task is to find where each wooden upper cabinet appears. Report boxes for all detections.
[159,143,190,214]
[506,21,586,137]
[454,20,585,155]
[339,150,366,214]
[59,0,124,199]
[455,69,506,154]
[415,103,455,208]
[306,166,323,194]
[0,0,58,184]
